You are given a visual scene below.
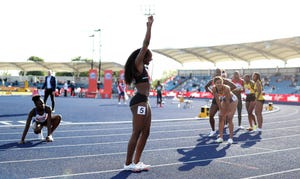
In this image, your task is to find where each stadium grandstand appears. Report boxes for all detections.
[1,36,300,102]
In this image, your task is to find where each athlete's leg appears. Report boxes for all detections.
[227,100,238,139]
[255,101,264,129]
[50,114,61,134]
[209,103,218,131]
[125,102,149,165]
[134,103,151,164]
[50,92,55,110]
[237,95,242,126]
[248,100,257,127]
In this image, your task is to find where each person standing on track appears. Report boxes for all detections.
[243,74,257,131]
[123,15,153,172]
[212,76,238,144]
[20,93,61,144]
[205,69,236,137]
[156,80,163,107]
[42,70,56,112]
[117,79,127,104]
[231,71,245,129]
[253,72,264,132]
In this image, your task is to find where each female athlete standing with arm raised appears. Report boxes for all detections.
[123,16,153,172]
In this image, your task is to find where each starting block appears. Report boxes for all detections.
[267,102,273,111]
[198,105,209,118]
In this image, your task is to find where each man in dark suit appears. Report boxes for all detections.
[42,70,56,112]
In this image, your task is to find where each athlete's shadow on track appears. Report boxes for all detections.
[238,131,262,148]
[111,169,148,179]
[0,140,45,151]
[177,134,230,171]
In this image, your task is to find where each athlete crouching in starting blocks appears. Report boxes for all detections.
[19,93,61,144]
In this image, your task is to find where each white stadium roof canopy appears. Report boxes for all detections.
[1,36,300,73]
[0,61,124,73]
[153,36,300,66]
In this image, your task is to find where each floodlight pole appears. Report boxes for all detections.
[89,34,95,69]
[94,29,101,82]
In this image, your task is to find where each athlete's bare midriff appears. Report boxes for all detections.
[135,82,151,96]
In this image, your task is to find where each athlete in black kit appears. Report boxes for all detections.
[123,15,153,172]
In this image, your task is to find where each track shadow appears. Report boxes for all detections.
[238,131,262,148]
[177,134,230,171]
[0,140,45,151]
[111,169,149,179]
[0,113,27,117]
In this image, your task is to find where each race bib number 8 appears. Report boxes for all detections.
[137,106,146,115]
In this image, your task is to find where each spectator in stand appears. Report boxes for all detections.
[243,74,257,131]
[253,72,265,132]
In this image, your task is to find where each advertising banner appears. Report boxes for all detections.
[86,69,98,98]
[101,70,113,98]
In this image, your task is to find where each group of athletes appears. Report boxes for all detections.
[18,15,265,172]
[204,69,265,144]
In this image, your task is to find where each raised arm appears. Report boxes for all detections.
[135,16,154,73]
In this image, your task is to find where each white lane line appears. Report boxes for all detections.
[28,146,300,179]
[0,117,202,128]
[1,133,300,163]
[17,120,26,124]
[0,121,12,125]
[216,160,259,170]
[1,124,300,142]
[1,117,300,136]
[2,132,300,152]
[241,168,300,179]
[0,105,283,128]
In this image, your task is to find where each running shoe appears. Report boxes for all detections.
[208,130,216,137]
[246,127,253,131]
[215,137,223,143]
[227,138,233,144]
[37,132,44,140]
[46,135,53,142]
[123,163,140,172]
[239,125,245,130]
[253,125,257,130]
[255,128,262,132]
[136,162,150,171]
